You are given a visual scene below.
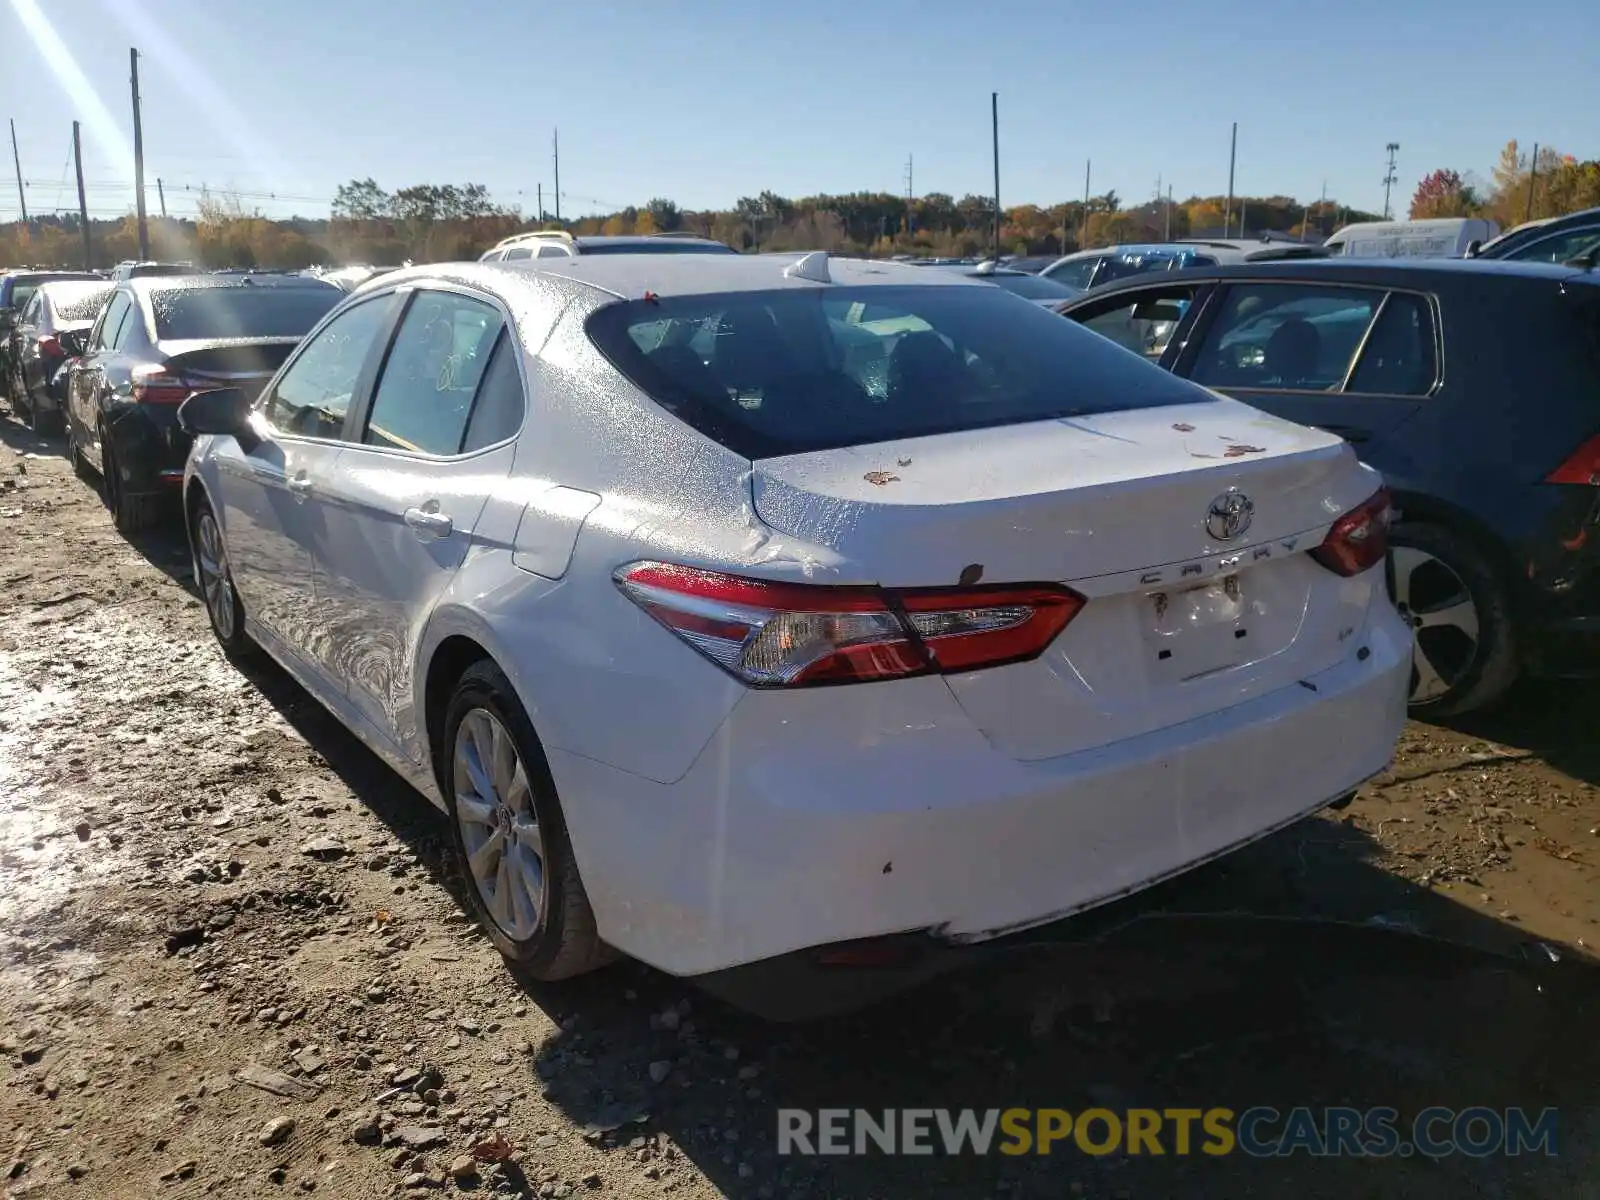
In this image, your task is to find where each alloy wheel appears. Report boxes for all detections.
[195,511,236,642]
[1391,545,1481,704]
[453,708,546,941]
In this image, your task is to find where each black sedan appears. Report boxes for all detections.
[0,269,103,402]
[1054,256,1600,716]
[7,279,114,435]
[65,274,342,533]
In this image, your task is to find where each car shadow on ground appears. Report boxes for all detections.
[1436,676,1600,790]
[213,642,1600,1199]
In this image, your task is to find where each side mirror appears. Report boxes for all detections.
[1463,239,1482,258]
[178,387,253,441]
[59,329,89,356]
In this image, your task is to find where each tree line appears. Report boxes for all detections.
[1,138,1595,271]
[1411,140,1600,224]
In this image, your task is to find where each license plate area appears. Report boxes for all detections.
[1143,574,1252,681]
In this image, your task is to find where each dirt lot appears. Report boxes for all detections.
[1,400,1597,1199]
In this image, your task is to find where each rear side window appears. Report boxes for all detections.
[1345,293,1437,395]
[1503,227,1600,264]
[152,286,341,340]
[586,284,1207,458]
[1190,284,1384,392]
[504,247,534,261]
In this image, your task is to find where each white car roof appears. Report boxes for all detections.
[370,254,985,302]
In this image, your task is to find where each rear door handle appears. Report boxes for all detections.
[286,473,313,495]
[404,507,453,538]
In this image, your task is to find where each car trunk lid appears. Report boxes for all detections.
[749,395,1389,759]
[157,337,302,402]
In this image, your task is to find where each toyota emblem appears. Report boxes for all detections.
[1206,489,1254,541]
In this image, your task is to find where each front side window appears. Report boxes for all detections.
[265,297,393,440]
[587,284,1209,459]
[536,244,568,258]
[1190,284,1384,392]
[1504,227,1600,264]
[362,292,504,455]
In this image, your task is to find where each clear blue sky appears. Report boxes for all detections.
[2,0,1595,225]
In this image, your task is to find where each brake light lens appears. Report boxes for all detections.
[1309,487,1392,577]
[36,334,61,357]
[130,362,195,404]
[1546,434,1600,485]
[615,562,1085,687]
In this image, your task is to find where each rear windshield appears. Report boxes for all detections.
[586,284,1203,458]
[7,274,98,311]
[577,241,735,255]
[152,286,341,340]
[53,284,114,321]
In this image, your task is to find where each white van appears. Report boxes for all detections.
[1323,218,1500,259]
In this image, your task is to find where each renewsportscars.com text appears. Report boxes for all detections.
[777,1106,1558,1158]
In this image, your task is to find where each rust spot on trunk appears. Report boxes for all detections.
[1222,444,1266,457]
[864,471,901,486]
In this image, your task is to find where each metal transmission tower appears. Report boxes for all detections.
[903,154,913,236]
[1382,142,1400,219]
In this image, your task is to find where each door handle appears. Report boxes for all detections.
[286,473,313,495]
[404,507,453,537]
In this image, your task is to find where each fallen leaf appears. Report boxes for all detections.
[1171,422,1196,432]
[863,471,900,487]
[471,1132,516,1163]
[1222,444,1266,457]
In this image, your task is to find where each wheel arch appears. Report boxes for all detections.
[1387,487,1529,617]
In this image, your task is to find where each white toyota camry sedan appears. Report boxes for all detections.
[177,251,1411,1012]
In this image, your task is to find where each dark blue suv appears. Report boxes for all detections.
[1057,257,1600,717]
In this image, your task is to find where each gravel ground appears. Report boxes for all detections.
[1,401,1596,1199]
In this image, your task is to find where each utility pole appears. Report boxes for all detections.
[1382,142,1400,221]
[73,121,91,269]
[536,183,543,223]
[1165,184,1173,241]
[552,128,560,223]
[1224,122,1237,237]
[9,118,26,224]
[1240,199,1249,239]
[157,177,167,218]
[130,48,149,259]
[990,92,1001,260]
[1525,142,1540,223]
[1080,159,1091,248]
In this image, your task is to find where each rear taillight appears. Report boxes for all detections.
[36,334,61,357]
[614,561,1085,687]
[1546,435,1600,485]
[1309,487,1392,577]
[130,362,195,404]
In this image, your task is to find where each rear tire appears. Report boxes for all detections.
[1389,521,1519,718]
[190,496,254,661]
[440,660,614,982]
[102,431,160,535]
[28,395,63,438]
[70,427,94,482]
